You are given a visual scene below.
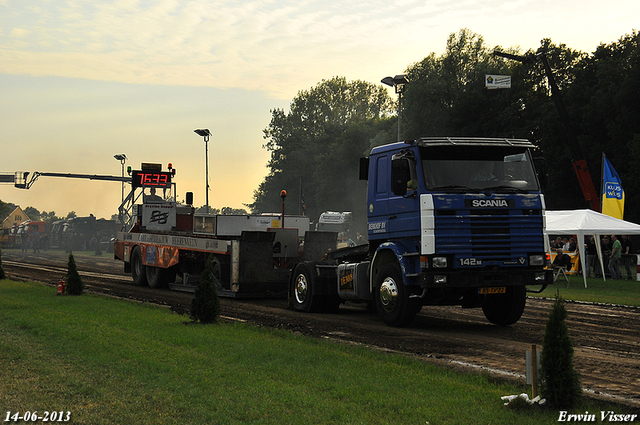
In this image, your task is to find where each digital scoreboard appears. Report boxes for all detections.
[131,170,173,189]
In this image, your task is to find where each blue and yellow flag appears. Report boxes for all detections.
[602,154,624,219]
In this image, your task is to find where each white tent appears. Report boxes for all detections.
[545,209,640,287]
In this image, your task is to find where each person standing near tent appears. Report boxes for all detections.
[585,236,598,278]
[601,236,612,276]
[609,235,622,280]
[621,235,635,280]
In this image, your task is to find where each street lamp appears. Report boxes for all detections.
[194,129,212,214]
[381,74,409,141]
[113,154,127,203]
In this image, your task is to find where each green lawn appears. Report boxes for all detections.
[2,280,628,425]
[532,274,640,307]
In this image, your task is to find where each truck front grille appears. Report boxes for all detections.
[435,209,543,262]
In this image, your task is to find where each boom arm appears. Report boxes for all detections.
[13,171,131,189]
[494,50,601,211]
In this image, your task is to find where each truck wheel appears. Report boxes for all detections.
[131,246,147,286]
[146,265,174,289]
[375,263,418,327]
[481,285,526,326]
[291,262,324,313]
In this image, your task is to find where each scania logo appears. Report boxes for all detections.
[465,199,514,208]
[473,199,508,207]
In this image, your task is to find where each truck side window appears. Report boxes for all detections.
[391,158,410,196]
[376,156,388,196]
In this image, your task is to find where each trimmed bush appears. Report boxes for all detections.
[190,255,221,323]
[539,291,582,408]
[65,252,84,295]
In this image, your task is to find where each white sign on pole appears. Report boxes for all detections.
[485,75,511,89]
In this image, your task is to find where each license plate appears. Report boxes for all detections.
[479,287,506,295]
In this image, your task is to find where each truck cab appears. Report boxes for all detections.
[291,138,552,327]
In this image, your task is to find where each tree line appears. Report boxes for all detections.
[251,28,640,232]
[0,200,77,225]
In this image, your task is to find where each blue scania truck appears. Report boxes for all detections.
[290,137,552,326]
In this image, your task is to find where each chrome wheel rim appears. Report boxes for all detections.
[379,277,399,313]
[294,274,308,304]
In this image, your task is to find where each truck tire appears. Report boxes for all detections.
[291,262,325,313]
[146,265,174,289]
[481,285,526,326]
[374,263,419,327]
[131,246,147,286]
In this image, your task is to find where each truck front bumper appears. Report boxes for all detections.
[419,268,553,288]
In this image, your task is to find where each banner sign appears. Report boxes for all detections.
[485,75,511,89]
[602,154,625,219]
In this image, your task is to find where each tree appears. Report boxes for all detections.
[40,211,63,225]
[402,29,640,220]
[190,254,221,323]
[194,206,249,215]
[403,29,523,139]
[0,200,17,220]
[539,292,582,408]
[220,207,248,215]
[253,77,394,232]
[563,31,640,222]
[24,206,41,221]
[65,252,84,295]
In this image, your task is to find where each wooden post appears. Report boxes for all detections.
[531,344,538,398]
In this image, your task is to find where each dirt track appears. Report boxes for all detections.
[3,250,639,408]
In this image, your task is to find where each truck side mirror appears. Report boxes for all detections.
[533,157,548,191]
[391,159,410,196]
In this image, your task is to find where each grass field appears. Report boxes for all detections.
[1,279,632,425]
[531,274,640,307]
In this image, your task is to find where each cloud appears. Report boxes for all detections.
[10,27,29,37]
[0,1,445,97]
[2,0,638,100]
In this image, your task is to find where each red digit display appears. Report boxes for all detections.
[131,171,172,188]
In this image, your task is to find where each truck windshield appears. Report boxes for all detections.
[421,146,540,192]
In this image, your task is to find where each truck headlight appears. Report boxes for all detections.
[529,254,545,266]
[432,257,448,268]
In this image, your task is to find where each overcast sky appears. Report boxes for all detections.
[1,0,638,220]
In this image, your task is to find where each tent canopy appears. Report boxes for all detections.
[546,209,640,236]
[545,209,640,287]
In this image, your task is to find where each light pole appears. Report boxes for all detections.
[194,129,212,214]
[381,74,409,141]
[113,154,127,203]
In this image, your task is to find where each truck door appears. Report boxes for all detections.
[367,154,390,239]
[388,150,421,238]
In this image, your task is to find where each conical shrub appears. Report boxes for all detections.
[65,252,84,295]
[190,254,221,323]
[539,291,582,408]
